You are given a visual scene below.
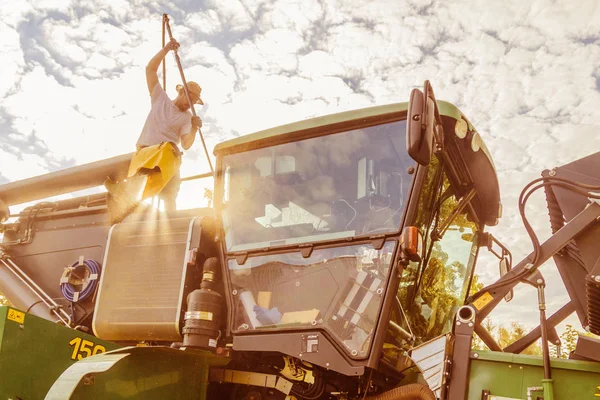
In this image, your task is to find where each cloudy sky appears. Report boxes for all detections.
[1,0,600,333]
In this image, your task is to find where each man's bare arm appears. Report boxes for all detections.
[180,116,202,150]
[145,39,179,95]
[180,132,195,151]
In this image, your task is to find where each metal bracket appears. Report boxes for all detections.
[210,368,294,396]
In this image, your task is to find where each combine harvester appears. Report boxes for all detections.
[0,81,599,399]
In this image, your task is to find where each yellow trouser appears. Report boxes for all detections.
[127,142,182,200]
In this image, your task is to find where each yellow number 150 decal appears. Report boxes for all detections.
[69,337,106,360]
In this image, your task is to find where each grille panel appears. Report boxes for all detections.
[93,216,196,341]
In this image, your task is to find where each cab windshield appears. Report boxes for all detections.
[221,120,411,252]
[228,241,397,358]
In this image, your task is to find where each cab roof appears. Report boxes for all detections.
[214,101,475,156]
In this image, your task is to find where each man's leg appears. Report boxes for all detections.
[159,169,181,212]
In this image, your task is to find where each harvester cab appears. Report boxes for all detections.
[0,81,598,400]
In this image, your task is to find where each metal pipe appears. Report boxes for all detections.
[537,283,551,380]
[0,259,56,320]
[162,14,166,92]
[542,379,555,400]
[0,153,132,207]
[1,258,65,323]
[180,172,213,182]
[0,253,71,325]
[474,323,502,352]
[527,386,543,400]
[162,14,214,175]
[389,321,414,343]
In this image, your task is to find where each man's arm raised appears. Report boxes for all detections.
[145,39,179,95]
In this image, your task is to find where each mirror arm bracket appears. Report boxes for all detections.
[433,123,444,153]
[424,80,445,153]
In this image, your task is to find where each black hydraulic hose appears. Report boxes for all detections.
[291,371,325,400]
[365,384,436,400]
[518,177,600,267]
[538,286,552,380]
[469,176,600,301]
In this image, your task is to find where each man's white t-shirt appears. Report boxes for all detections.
[136,84,192,148]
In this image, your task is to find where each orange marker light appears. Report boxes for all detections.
[400,226,423,262]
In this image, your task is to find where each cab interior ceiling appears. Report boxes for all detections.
[439,115,500,227]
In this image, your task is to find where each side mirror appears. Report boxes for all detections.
[407,88,435,166]
[481,232,514,303]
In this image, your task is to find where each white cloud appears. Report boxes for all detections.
[263,0,322,32]
[185,10,223,35]
[32,0,72,12]
[230,28,304,77]
[298,50,345,78]
[0,22,25,98]
[206,0,255,32]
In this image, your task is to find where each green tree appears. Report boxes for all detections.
[472,318,494,351]
[469,274,484,297]
[549,324,599,359]
[472,319,542,356]
[557,324,579,357]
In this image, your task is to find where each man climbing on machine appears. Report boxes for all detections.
[133,38,204,211]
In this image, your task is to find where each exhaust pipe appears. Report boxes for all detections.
[366,383,436,400]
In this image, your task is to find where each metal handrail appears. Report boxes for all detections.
[0,250,71,326]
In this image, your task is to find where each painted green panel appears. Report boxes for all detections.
[474,350,600,373]
[468,351,600,399]
[47,347,230,400]
[0,306,120,400]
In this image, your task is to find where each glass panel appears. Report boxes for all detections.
[221,120,410,252]
[228,241,397,357]
[397,163,478,345]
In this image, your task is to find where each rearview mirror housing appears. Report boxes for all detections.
[407,88,435,166]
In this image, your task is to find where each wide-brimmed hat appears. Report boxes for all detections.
[176,81,204,105]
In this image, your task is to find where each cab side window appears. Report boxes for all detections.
[398,156,479,345]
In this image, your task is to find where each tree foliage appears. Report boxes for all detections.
[472,320,600,359]
[469,274,484,297]
[472,318,542,355]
